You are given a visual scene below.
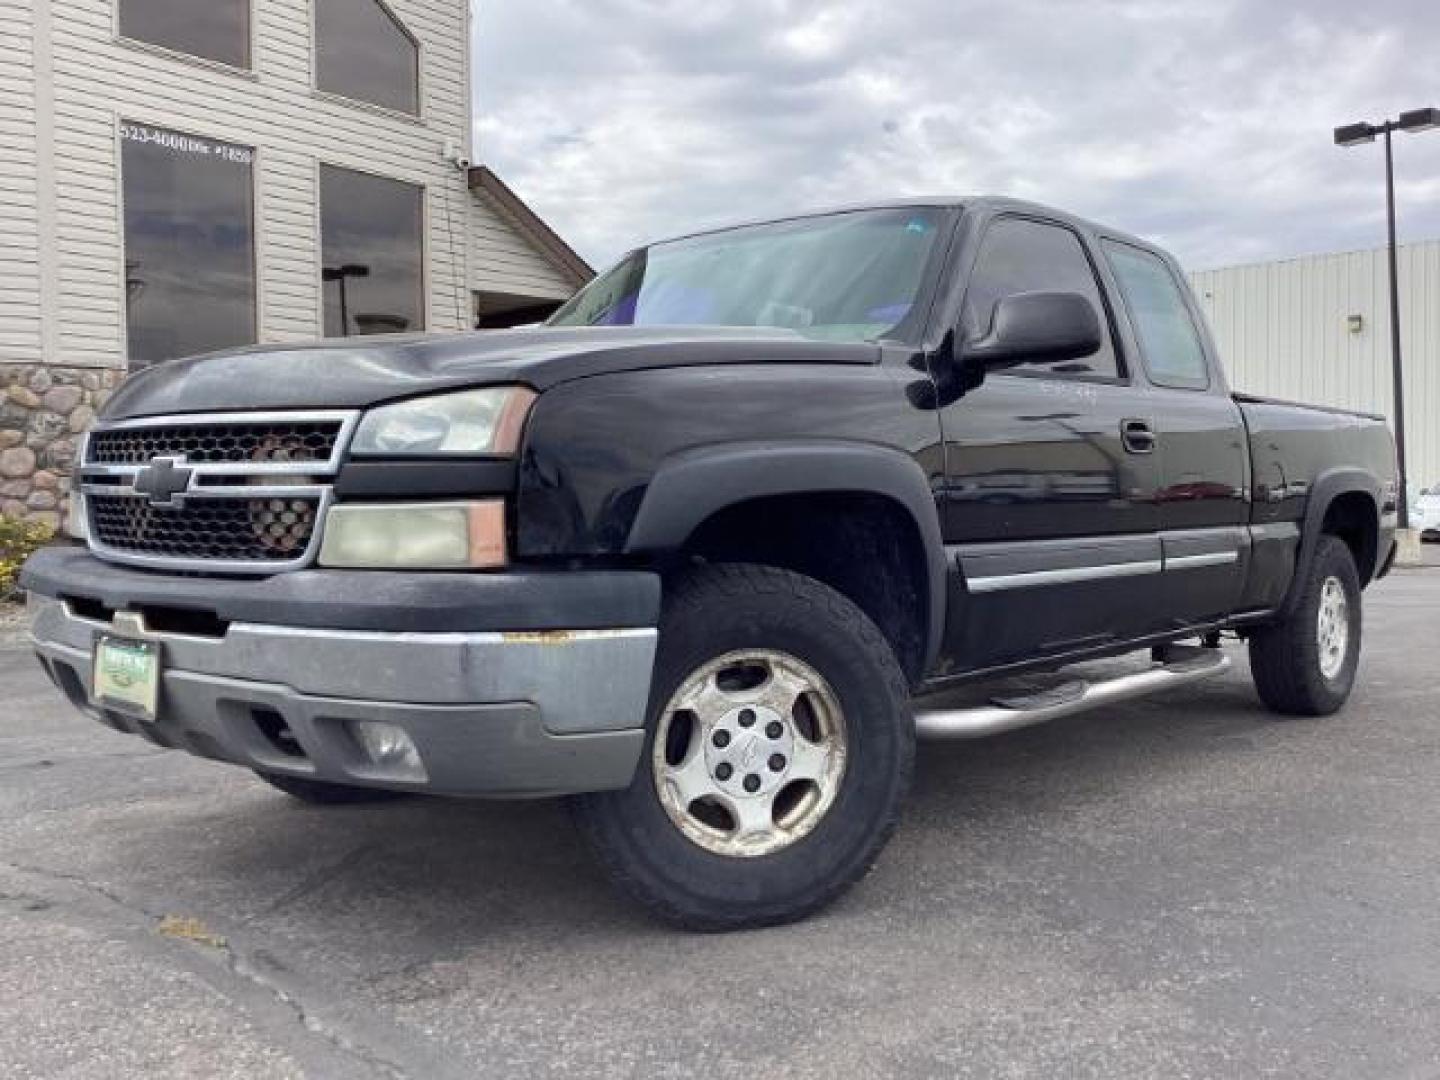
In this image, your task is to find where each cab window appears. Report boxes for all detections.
[1103,241,1211,390]
[962,217,1120,379]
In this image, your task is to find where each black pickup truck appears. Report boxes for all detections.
[22,198,1397,929]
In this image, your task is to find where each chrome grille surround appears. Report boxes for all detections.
[77,411,360,574]
[87,418,345,466]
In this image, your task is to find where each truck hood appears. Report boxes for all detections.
[101,326,879,419]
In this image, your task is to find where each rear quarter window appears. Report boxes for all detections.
[1102,241,1210,390]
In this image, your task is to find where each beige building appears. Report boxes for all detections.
[0,0,590,526]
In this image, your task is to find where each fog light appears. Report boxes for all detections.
[349,720,425,778]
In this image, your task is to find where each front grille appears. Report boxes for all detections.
[81,411,354,573]
[88,420,344,466]
[88,493,321,564]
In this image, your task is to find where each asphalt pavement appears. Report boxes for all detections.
[2,568,1439,1078]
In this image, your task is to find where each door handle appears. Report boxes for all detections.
[1121,419,1157,454]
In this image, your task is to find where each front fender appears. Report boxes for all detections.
[625,439,948,671]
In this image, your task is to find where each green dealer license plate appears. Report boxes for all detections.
[93,636,161,720]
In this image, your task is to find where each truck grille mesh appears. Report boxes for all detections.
[80,411,352,572]
[87,421,343,466]
[88,494,321,564]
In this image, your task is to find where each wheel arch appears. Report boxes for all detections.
[624,440,947,680]
[1280,468,1384,617]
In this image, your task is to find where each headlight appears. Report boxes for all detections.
[351,387,535,456]
[318,501,506,569]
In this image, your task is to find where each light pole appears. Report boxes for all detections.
[1334,107,1440,530]
[322,263,370,336]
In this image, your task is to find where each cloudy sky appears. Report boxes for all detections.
[473,0,1439,273]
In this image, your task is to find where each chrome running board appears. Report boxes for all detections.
[913,645,1232,741]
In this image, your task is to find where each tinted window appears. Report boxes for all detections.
[962,217,1119,378]
[315,0,420,115]
[118,0,249,68]
[121,122,256,369]
[1103,241,1210,389]
[320,165,425,336]
[548,208,947,344]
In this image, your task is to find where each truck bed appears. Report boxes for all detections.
[1236,392,1397,545]
[1232,390,1386,424]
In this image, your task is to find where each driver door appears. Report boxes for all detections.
[937,214,1163,674]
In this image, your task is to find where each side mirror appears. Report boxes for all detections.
[962,291,1102,371]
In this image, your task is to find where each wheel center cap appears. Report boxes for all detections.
[736,733,763,768]
[704,705,793,798]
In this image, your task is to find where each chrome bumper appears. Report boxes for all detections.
[29,596,656,798]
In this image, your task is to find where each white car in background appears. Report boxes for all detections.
[1415,485,1440,541]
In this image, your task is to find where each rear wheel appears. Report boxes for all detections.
[570,563,913,930]
[253,771,411,805]
[1248,535,1362,716]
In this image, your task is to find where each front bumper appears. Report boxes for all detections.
[23,549,659,798]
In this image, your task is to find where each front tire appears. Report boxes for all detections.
[570,564,914,930]
[1248,535,1362,716]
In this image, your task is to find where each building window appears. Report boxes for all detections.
[320,165,424,336]
[314,0,420,115]
[118,0,250,69]
[121,122,257,369]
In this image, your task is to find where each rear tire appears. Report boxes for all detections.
[253,771,411,805]
[1248,535,1362,716]
[570,563,914,930]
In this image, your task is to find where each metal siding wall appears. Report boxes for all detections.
[1189,238,1440,490]
[0,0,43,361]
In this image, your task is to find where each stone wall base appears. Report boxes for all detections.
[2,363,120,532]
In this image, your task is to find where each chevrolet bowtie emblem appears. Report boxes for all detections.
[133,456,195,507]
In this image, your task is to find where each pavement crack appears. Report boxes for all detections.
[224,947,410,1080]
[0,860,408,1080]
[1,859,156,918]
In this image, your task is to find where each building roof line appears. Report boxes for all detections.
[467,165,594,288]
[1190,235,1440,276]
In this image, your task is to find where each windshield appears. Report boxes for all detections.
[547,208,949,343]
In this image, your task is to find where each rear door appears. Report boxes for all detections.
[938,214,1164,673]
[1099,239,1249,627]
